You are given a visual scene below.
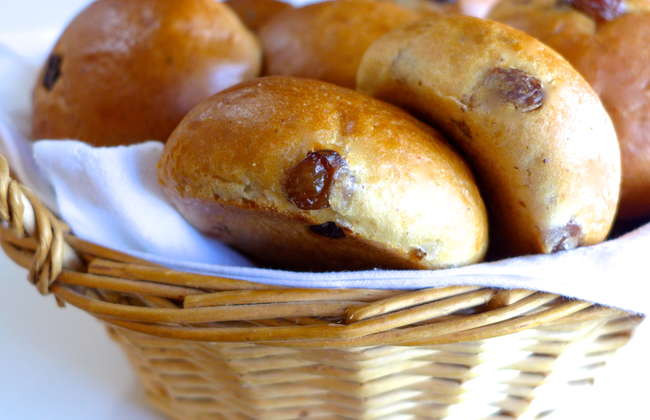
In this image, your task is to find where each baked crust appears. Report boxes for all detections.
[357,16,621,256]
[225,0,292,31]
[32,0,261,146]
[159,76,489,271]
[258,0,420,88]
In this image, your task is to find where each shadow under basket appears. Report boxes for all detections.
[0,154,643,420]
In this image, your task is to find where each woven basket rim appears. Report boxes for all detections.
[0,154,642,346]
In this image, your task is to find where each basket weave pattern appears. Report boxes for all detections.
[0,155,642,419]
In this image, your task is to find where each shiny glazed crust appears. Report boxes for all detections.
[490,1,650,220]
[158,76,488,271]
[258,0,420,88]
[32,0,261,146]
[357,17,621,256]
[225,0,292,31]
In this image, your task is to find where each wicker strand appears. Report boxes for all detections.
[68,237,158,265]
[87,293,566,346]
[345,285,484,322]
[184,289,400,308]
[88,259,274,291]
[59,270,204,299]
[52,285,361,323]
[0,155,82,293]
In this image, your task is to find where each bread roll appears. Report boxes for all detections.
[357,17,621,256]
[258,0,420,88]
[572,14,650,220]
[225,0,292,31]
[159,76,488,271]
[32,0,261,146]
[490,0,650,220]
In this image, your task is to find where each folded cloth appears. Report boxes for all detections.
[0,40,648,315]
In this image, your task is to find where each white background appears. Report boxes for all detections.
[0,1,648,419]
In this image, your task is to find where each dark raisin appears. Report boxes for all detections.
[43,54,63,91]
[285,150,345,210]
[483,68,544,112]
[309,222,345,239]
[568,0,624,21]
[549,222,583,252]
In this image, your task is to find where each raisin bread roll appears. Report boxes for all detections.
[490,0,650,220]
[258,0,420,88]
[32,0,261,146]
[159,76,488,271]
[357,16,621,256]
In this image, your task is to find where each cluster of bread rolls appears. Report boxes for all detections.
[33,0,641,271]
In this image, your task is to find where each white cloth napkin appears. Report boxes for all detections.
[0,37,648,316]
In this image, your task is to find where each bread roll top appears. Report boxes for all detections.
[259,0,420,88]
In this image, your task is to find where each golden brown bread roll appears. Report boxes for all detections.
[225,0,292,31]
[490,0,650,220]
[159,76,488,271]
[258,0,420,88]
[32,0,261,146]
[357,16,621,256]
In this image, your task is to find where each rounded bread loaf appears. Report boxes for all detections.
[357,16,621,256]
[32,0,261,146]
[158,76,489,271]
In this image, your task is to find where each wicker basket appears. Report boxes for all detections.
[0,153,643,420]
